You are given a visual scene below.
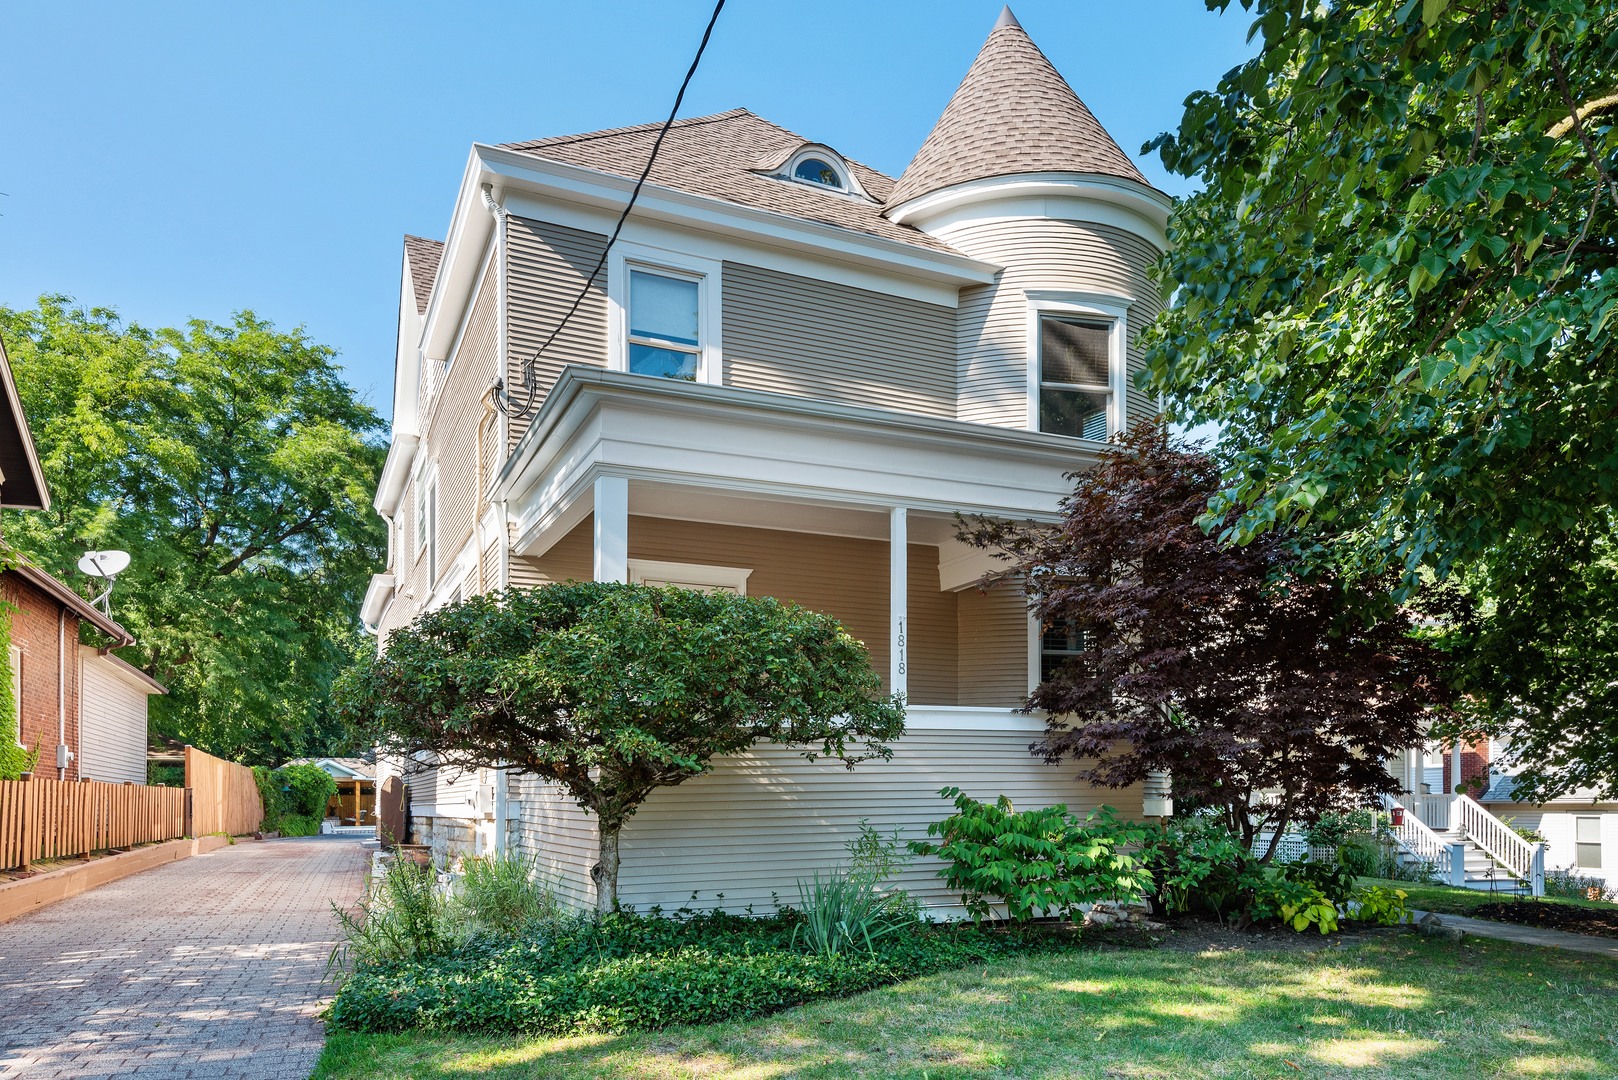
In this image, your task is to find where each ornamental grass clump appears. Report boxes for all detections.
[455,851,561,937]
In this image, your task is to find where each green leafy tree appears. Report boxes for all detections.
[1143,1,1618,798]
[0,297,385,763]
[334,582,907,911]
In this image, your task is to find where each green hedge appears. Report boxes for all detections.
[329,911,1044,1036]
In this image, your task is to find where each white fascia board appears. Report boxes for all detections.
[473,145,999,290]
[374,433,420,517]
[495,369,1096,554]
[361,573,396,628]
[888,173,1172,252]
[392,251,423,438]
[420,149,498,360]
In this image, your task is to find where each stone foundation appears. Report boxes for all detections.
[409,815,477,865]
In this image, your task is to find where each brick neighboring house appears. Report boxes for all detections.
[0,330,164,782]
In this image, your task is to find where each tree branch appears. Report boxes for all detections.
[1548,46,1618,205]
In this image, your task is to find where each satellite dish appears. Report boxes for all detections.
[78,550,131,578]
[77,550,131,617]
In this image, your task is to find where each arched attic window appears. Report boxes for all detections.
[793,157,843,189]
[773,146,865,198]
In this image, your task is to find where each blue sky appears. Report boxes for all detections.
[0,1,1257,422]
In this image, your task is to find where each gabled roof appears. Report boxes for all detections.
[403,235,445,315]
[886,7,1155,209]
[288,756,375,780]
[500,109,960,255]
[0,331,50,511]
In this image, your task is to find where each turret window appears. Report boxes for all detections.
[1026,292,1131,441]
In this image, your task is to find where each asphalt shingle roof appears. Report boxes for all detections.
[887,7,1155,209]
[500,109,961,255]
[403,235,444,315]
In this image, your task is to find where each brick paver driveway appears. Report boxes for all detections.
[0,835,367,1079]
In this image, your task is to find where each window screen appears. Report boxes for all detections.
[1038,316,1112,441]
[628,270,700,380]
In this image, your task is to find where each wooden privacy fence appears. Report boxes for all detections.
[0,776,186,870]
[185,746,263,837]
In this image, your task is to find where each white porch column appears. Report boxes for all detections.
[889,507,908,700]
[593,475,629,583]
[1449,738,1464,796]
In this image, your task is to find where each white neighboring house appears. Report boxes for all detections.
[77,646,165,785]
[362,9,1176,913]
[1479,773,1616,887]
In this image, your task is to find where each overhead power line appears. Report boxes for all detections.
[497,0,728,419]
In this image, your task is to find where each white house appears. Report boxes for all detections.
[363,9,1175,913]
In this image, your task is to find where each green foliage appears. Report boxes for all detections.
[910,788,1151,922]
[276,813,324,838]
[252,765,286,827]
[0,602,30,781]
[1142,2,1618,798]
[1503,816,1547,845]
[1334,834,1391,879]
[147,762,184,788]
[1279,859,1358,909]
[792,821,920,958]
[0,298,386,765]
[333,856,460,973]
[1354,884,1413,926]
[1141,818,1262,918]
[455,853,561,938]
[336,582,905,910]
[328,908,1049,1036]
[1544,870,1617,903]
[1253,874,1340,934]
[278,763,337,818]
[1300,810,1379,850]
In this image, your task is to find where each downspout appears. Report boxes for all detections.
[56,609,67,780]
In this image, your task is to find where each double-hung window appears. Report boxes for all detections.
[1039,616,1090,684]
[414,472,437,588]
[627,269,702,381]
[1038,316,1114,441]
[1576,816,1602,869]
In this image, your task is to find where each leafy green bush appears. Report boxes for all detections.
[455,852,560,937]
[277,813,324,837]
[1354,884,1412,925]
[1253,873,1339,934]
[1334,833,1387,877]
[1142,818,1263,918]
[1280,858,1358,907]
[278,763,337,818]
[147,762,184,788]
[252,765,286,830]
[910,788,1151,921]
[1544,870,1616,903]
[329,909,1047,1035]
[333,856,460,973]
[1300,809,1378,849]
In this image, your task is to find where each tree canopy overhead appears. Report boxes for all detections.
[1143,0,1618,798]
[0,296,386,763]
[961,425,1450,856]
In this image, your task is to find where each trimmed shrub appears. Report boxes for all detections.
[910,787,1151,921]
[278,763,337,818]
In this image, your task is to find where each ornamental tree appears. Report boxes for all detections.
[1141,1,1618,796]
[335,582,905,910]
[960,425,1450,858]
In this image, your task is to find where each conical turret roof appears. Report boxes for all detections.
[886,7,1153,210]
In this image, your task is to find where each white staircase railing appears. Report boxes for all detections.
[1379,794,1452,882]
[1454,794,1545,895]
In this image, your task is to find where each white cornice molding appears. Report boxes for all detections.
[885,173,1172,251]
[374,433,420,518]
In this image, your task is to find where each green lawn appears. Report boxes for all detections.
[1365,877,1618,917]
[313,934,1618,1079]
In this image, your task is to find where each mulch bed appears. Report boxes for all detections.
[1472,901,1618,940]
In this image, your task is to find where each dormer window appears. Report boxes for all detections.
[792,158,844,189]
[764,145,866,199]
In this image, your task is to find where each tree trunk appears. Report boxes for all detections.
[590,823,621,913]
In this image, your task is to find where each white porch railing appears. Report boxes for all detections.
[1455,794,1545,895]
[1415,793,1451,831]
[1380,794,1452,881]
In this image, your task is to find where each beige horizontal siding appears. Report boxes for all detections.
[509,774,599,911]
[427,262,500,567]
[613,729,1147,916]
[958,580,1031,707]
[948,218,1164,429]
[722,262,956,419]
[505,216,608,449]
[510,518,593,589]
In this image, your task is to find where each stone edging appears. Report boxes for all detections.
[0,834,235,924]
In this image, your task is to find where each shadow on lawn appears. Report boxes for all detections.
[317,935,1618,1080]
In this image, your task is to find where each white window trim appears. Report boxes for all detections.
[776,145,868,200]
[607,242,723,386]
[1025,291,1133,440]
[629,559,751,595]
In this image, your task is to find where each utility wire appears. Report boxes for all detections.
[498,0,727,419]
